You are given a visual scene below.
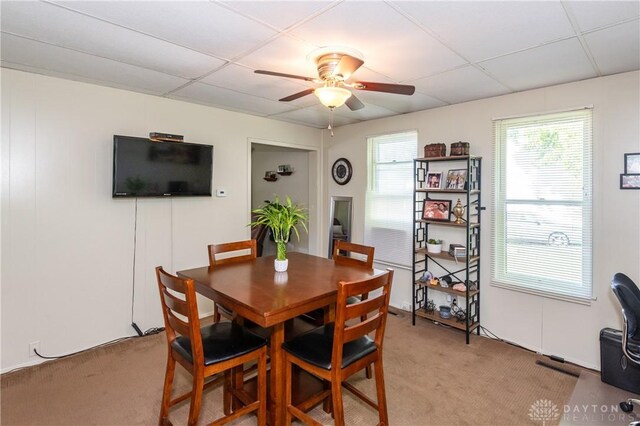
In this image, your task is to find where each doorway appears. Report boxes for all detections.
[249,140,319,256]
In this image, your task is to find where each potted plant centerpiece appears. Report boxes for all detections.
[250,196,308,272]
[426,238,443,254]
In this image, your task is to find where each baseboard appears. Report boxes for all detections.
[1,357,47,374]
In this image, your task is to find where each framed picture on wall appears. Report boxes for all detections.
[625,153,640,174]
[620,174,640,189]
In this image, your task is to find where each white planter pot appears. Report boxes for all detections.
[427,243,442,254]
[274,258,289,272]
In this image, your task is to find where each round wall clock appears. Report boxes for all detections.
[332,158,353,185]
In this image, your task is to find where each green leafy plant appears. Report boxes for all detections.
[250,196,308,261]
[427,238,443,245]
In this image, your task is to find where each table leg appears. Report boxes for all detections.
[269,323,286,426]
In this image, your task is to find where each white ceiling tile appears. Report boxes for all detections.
[392,1,575,62]
[480,38,597,91]
[289,2,467,81]
[355,90,447,113]
[1,34,188,95]
[236,35,320,78]
[334,101,401,121]
[201,63,316,106]
[168,81,295,116]
[565,1,640,32]
[53,1,277,59]
[410,66,510,104]
[346,67,396,84]
[1,1,636,127]
[271,106,360,128]
[1,1,225,79]
[585,20,640,75]
[220,1,336,31]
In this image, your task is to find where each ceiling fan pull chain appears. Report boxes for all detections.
[328,107,334,137]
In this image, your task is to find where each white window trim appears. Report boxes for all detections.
[491,108,593,305]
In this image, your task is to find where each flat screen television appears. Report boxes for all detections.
[112,135,213,197]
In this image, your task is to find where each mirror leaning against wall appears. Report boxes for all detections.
[328,196,353,258]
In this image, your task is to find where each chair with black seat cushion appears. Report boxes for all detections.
[156,266,267,426]
[611,273,640,425]
[207,239,257,323]
[334,240,375,379]
[283,268,393,426]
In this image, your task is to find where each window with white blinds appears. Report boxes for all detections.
[492,109,593,303]
[365,131,417,268]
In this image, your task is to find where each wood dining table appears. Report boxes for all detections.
[177,251,385,426]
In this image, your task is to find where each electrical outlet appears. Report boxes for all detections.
[401,301,412,311]
[446,295,452,303]
[29,341,40,358]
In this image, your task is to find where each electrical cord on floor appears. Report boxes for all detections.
[142,327,165,336]
[479,325,533,353]
[31,327,165,361]
[478,325,580,376]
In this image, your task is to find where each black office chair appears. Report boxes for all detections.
[611,272,640,424]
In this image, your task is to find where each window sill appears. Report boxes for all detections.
[490,280,594,306]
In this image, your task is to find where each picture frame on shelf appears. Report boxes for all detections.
[620,174,640,190]
[422,199,451,222]
[426,172,442,189]
[625,153,640,174]
[446,169,467,190]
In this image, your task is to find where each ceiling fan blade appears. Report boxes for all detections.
[332,56,364,80]
[255,70,317,82]
[279,88,315,102]
[353,81,415,95]
[346,94,365,111]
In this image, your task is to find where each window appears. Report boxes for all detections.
[492,109,593,303]
[365,131,417,267]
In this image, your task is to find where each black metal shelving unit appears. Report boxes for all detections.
[411,155,482,344]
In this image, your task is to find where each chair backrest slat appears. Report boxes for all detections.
[163,288,189,317]
[333,241,374,269]
[156,266,203,364]
[208,240,257,267]
[344,296,385,322]
[167,309,191,337]
[343,315,382,343]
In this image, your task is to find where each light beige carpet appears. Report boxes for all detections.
[1,312,578,425]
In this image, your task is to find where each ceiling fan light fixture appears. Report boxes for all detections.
[314,86,352,108]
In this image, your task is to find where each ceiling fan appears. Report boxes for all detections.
[254,49,415,112]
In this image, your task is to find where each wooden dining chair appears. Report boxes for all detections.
[155,266,267,426]
[332,240,375,269]
[207,239,257,322]
[283,268,394,426]
[334,240,375,379]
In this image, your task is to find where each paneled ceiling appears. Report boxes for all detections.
[2,1,639,129]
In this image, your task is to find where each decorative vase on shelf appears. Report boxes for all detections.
[453,199,465,224]
[426,240,443,254]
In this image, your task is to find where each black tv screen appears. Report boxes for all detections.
[112,135,213,197]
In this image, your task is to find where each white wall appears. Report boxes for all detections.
[323,71,640,369]
[251,148,311,254]
[1,69,321,371]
